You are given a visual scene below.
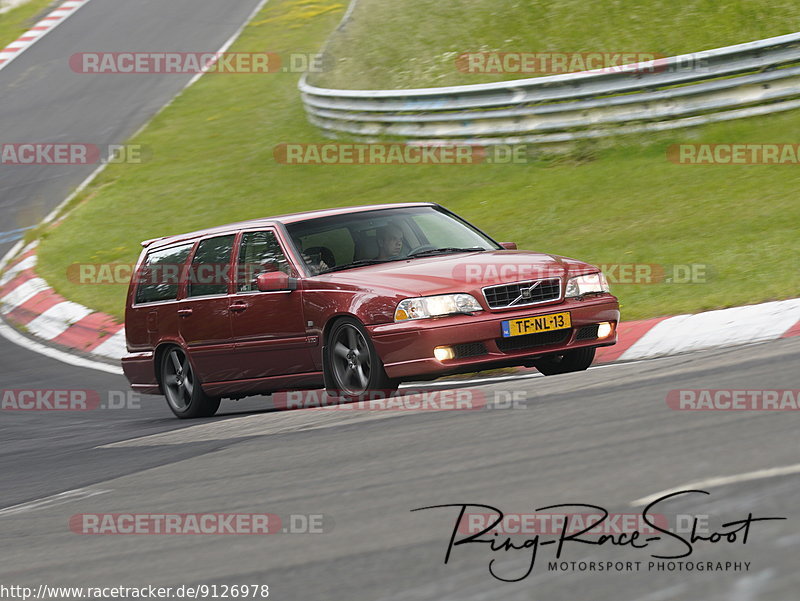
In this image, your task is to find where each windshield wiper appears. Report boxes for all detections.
[320,258,403,274]
[320,248,487,274]
[407,246,487,258]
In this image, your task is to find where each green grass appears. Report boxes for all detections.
[311,0,800,89]
[0,0,54,48]
[34,0,800,322]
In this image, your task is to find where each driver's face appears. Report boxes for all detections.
[380,232,403,257]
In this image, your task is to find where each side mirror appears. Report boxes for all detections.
[256,271,297,292]
[499,242,518,250]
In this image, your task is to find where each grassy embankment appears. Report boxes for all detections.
[311,0,800,88]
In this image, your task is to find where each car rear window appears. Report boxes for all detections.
[135,243,193,304]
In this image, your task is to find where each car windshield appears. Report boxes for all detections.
[285,206,501,275]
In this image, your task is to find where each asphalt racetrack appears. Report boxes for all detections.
[2,336,799,600]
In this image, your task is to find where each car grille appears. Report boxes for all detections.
[496,329,570,352]
[575,324,599,341]
[452,342,488,359]
[483,278,561,309]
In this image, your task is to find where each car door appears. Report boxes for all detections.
[230,229,313,380]
[128,242,194,351]
[177,234,238,384]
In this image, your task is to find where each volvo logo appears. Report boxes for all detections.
[520,281,540,299]
[512,281,540,304]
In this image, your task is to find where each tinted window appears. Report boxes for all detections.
[188,235,235,297]
[237,231,290,292]
[135,243,193,304]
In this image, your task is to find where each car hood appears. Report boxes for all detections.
[319,251,598,297]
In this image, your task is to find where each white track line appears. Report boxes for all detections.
[0,487,110,517]
[0,319,122,374]
[630,463,800,507]
[98,410,405,448]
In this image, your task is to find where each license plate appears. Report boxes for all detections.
[501,312,571,337]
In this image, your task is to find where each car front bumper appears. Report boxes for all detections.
[367,295,619,380]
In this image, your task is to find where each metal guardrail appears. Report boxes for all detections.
[299,32,800,145]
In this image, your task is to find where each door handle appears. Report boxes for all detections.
[177,309,193,317]
[229,303,248,313]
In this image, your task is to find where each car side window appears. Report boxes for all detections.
[187,235,235,297]
[135,243,193,304]
[237,230,290,292]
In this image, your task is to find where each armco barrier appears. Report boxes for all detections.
[299,32,800,145]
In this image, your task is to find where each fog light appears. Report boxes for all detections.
[597,322,613,339]
[434,346,455,361]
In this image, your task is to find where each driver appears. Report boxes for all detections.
[295,237,330,275]
[375,223,404,260]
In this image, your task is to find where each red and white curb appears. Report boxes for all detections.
[0,0,92,72]
[596,299,800,362]
[1,241,799,372]
[0,241,124,360]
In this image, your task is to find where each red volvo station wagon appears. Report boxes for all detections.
[123,203,619,418]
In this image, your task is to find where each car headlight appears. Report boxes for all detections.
[394,294,482,321]
[564,272,610,298]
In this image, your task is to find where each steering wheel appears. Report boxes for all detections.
[407,244,437,256]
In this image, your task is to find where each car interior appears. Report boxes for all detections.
[294,219,422,274]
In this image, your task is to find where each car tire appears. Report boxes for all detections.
[160,346,221,419]
[325,317,397,400]
[531,347,596,376]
